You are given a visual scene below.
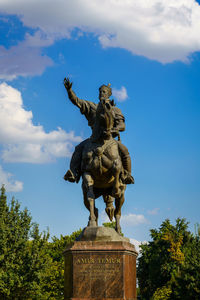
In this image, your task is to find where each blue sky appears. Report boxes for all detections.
[0,0,200,243]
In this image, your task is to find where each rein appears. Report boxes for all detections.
[94,139,116,175]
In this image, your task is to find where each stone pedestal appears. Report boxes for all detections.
[64,227,138,300]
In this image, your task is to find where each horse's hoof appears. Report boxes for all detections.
[105,207,114,221]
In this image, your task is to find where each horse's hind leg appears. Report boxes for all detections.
[103,195,114,221]
[114,193,125,235]
[82,172,98,227]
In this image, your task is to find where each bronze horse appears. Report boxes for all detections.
[80,99,126,234]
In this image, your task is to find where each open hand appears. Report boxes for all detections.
[64,77,73,91]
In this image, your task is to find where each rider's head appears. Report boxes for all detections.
[99,84,112,101]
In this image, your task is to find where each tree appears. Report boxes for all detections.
[0,185,82,299]
[0,185,50,299]
[43,229,82,298]
[137,218,200,300]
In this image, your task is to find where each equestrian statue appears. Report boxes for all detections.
[63,78,134,234]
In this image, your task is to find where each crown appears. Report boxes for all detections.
[99,83,112,96]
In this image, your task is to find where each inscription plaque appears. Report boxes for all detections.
[73,254,123,298]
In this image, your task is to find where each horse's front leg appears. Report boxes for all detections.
[82,172,98,227]
[114,191,125,235]
[112,159,122,198]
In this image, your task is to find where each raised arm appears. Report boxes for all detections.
[64,77,97,128]
[63,77,82,109]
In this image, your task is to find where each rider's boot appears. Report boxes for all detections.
[64,168,80,183]
[123,169,134,184]
[64,169,76,182]
[64,141,85,183]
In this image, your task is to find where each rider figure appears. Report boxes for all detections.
[63,78,134,185]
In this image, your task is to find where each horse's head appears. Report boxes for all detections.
[96,99,115,140]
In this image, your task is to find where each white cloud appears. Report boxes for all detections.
[121,213,148,226]
[112,86,128,102]
[130,238,148,253]
[0,165,23,192]
[99,210,110,224]
[0,31,54,80]
[147,207,159,215]
[99,210,148,226]
[1,0,200,63]
[0,83,82,163]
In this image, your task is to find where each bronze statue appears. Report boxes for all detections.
[63,78,134,234]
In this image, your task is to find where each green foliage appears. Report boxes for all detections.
[103,221,116,229]
[0,185,82,299]
[103,221,124,236]
[152,285,172,300]
[0,185,50,299]
[137,218,200,300]
[171,230,200,299]
[43,229,82,298]
[2,185,199,299]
